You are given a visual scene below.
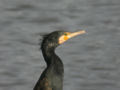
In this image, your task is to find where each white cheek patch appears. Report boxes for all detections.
[59,36,66,44]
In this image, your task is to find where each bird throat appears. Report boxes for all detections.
[41,45,64,75]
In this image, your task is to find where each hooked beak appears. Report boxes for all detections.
[59,30,86,44]
[67,30,86,39]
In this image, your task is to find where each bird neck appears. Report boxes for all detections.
[41,46,64,73]
[42,47,56,65]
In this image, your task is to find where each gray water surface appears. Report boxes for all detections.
[0,0,120,90]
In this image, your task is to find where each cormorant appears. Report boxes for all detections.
[34,30,86,90]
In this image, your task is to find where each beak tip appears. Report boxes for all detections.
[78,30,86,34]
[82,30,86,33]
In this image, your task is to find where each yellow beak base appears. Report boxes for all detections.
[59,30,86,44]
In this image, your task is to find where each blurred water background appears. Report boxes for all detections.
[0,0,120,90]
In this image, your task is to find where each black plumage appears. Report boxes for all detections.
[33,30,85,90]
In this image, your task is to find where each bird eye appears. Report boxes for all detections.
[64,33,67,36]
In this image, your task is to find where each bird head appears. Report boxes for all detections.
[41,30,86,50]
